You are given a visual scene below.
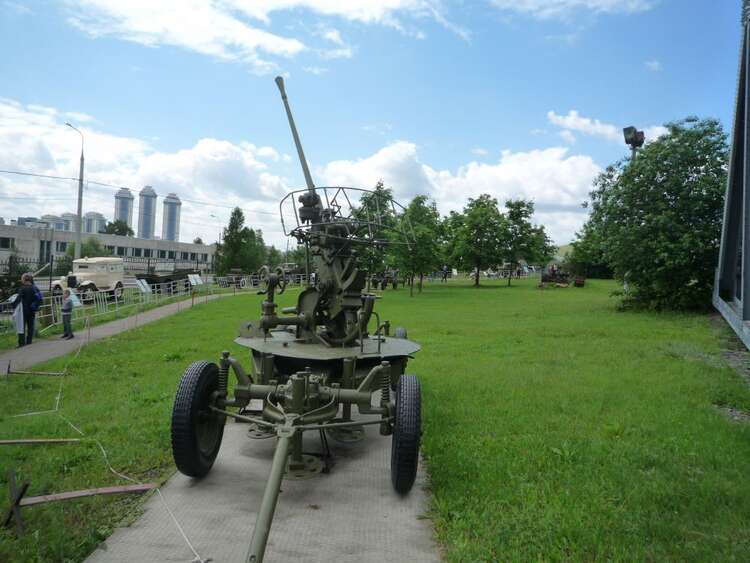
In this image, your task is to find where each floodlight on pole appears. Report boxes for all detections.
[66,122,85,260]
[623,125,645,162]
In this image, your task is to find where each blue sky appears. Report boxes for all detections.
[0,0,743,245]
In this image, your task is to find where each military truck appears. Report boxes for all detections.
[51,257,125,301]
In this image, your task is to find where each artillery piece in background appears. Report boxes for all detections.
[170,76,422,563]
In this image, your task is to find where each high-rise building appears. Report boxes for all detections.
[40,214,67,230]
[137,186,157,239]
[161,193,182,242]
[83,211,107,234]
[61,212,77,231]
[114,188,135,227]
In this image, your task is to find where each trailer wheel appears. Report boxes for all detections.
[112,282,123,300]
[171,361,225,478]
[391,374,421,494]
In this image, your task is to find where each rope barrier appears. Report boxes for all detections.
[4,314,209,562]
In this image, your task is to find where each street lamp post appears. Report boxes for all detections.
[66,122,84,259]
[622,126,645,163]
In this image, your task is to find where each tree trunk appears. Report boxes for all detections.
[409,274,414,297]
[418,272,423,293]
[474,262,480,287]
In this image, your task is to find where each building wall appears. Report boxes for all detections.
[0,224,216,270]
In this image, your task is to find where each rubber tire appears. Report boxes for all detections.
[113,282,123,299]
[391,374,421,494]
[171,361,225,478]
[394,327,408,339]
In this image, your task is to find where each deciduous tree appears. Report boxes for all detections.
[449,194,506,287]
[104,220,134,237]
[588,117,728,309]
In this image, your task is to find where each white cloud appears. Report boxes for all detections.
[489,0,655,19]
[237,0,467,39]
[303,66,329,75]
[4,1,32,14]
[644,59,662,72]
[64,111,95,123]
[0,99,286,244]
[1,99,602,247]
[322,28,344,45]
[66,0,306,75]
[471,147,488,156]
[362,123,394,136]
[320,141,600,243]
[644,125,669,139]
[548,110,620,141]
[548,110,668,144]
[62,0,465,73]
[319,46,354,59]
[558,130,576,144]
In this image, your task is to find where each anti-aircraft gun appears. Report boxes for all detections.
[170,76,422,563]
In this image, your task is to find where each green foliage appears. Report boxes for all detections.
[588,117,728,310]
[214,207,267,275]
[266,246,283,268]
[104,220,134,236]
[65,237,112,259]
[564,222,613,278]
[285,245,308,272]
[392,195,442,292]
[449,194,507,286]
[192,237,204,245]
[353,181,398,286]
[502,199,555,286]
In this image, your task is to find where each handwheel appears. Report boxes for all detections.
[391,374,421,494]
[171,361,225,478]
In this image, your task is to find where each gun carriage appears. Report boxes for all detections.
[170,77,422,563]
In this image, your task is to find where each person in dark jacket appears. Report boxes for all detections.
[16,273,42,347]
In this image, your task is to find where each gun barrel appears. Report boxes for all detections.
[275,76,316,193]
[245,432,291,563]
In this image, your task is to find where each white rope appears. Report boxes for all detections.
[58,413,207,563]
[7,315,208,562]
[10,316,88,418]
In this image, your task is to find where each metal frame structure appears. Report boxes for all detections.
[714,2,750,348]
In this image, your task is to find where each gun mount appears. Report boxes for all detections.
[170,77,422,563]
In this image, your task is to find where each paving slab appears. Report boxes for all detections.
[86,418,438,563]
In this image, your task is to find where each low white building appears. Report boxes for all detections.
[0,223,216,272]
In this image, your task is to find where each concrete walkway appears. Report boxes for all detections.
[86,418,437,563]
[0,293,225,371]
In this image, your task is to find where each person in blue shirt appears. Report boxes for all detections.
[16,273,42,347]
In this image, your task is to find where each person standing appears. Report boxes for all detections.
[16,273,42,346]
[61,289,75,339]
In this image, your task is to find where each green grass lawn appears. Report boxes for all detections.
[2,279,750,562]
[0,286,231,352]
